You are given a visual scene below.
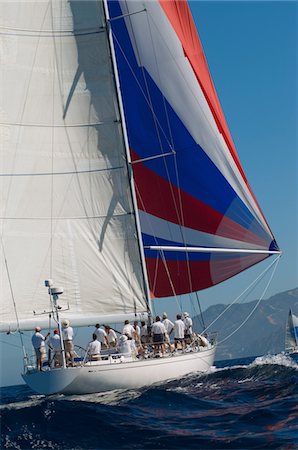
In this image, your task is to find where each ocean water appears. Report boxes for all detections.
[1,353,297,450]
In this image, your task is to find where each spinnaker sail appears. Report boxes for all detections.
[107,0,279,298]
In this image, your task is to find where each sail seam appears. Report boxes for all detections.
[0,121,112,127]
[0,28,105,37]
[0,167,125,177]
[1,213,133,220]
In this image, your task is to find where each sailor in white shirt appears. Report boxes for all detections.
[87,334,102,361]
[173,314,185,350]
[151,316,166,355]
[104,325,118,347]
[94,324,109,348]
[162,313,174,335]
[122,320,135,339]
[162,312,174,350]
[62,319,75,366]
[183,312,193,343]
[133,321,141,340]
[31,326,50,371]
[48,329,62,367]
[140,321,149,344]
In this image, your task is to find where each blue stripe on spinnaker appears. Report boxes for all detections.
[108,0,271,244]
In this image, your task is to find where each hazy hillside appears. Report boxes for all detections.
[193,288,298,361]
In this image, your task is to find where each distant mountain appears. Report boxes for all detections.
[193,288,298,361]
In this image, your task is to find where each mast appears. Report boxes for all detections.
[102,0,152,318]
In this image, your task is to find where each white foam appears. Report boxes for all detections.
[250,353,298,370]
[63,388,143,406]
[0,396,45,411]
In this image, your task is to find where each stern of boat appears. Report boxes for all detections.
[22,366,82,395]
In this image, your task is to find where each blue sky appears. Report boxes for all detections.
[152,0,298,317]
[0,1,297,387]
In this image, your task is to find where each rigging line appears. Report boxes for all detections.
[131,151,175,165]
[108,8,146,22]
[143,8,193,296]
[171,149,193,293]
[117,7,192,296]
[104,0,152,315]
[143,9,177,173]
[133,183,160,295]
[125,6,166,161]
[0,239,27,357]
[134,184,177,299]
[178,295,183,314]
[195,291,206,331]
[159,250,177,299]
[147,6,192,270]
[128,10,261,235]
[110,31,174,152]
[144,9,194,296]
[204,255,281,333]
[29,0,58,305]
[139,9,267,229]
[110,4,174,158]
[139,9,222,147]
[124,9,183,234]
[0,340,24,350]
[145,11,175,153]
[50,0,55,277]
[0,4,51,362]
[218,255,280,345]
[112,6,186,300]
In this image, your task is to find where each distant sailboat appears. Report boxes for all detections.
[285,310,298,355]
[0,0,280,395]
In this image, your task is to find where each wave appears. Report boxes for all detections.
[1,354,298,449]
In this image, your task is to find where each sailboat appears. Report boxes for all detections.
[1,0,280,395]
[285,310,298,355]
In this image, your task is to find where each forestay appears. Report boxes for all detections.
[0,1,148,332]
[107,0,280,298]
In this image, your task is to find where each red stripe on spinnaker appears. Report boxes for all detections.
[131,149,269,248]
[146,253,268,297]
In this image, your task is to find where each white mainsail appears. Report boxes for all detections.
[0,0,149,332]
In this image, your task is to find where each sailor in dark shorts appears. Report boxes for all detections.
[173,314,186,350]
[151,316,166,355]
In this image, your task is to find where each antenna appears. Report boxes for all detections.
[45,280,66,368]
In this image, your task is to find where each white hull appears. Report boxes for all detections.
[22,347,216,395]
